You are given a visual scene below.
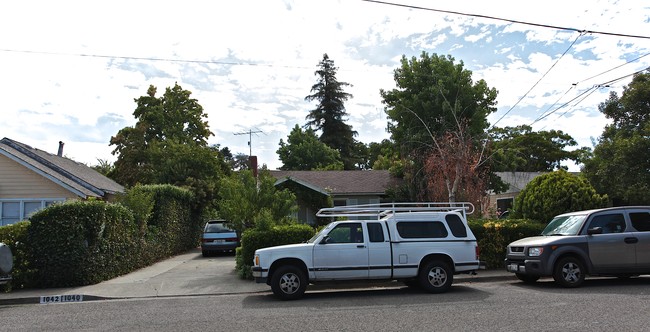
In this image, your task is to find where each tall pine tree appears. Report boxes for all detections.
[305,54,358,170]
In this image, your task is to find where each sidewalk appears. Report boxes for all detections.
[0,249,513,305]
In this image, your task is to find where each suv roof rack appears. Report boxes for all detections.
[316,202,474,220]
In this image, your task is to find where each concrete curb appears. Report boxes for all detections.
[0,272,514,305]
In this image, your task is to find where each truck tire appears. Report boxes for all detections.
[270,265,307,300]
[0,243,13,275]
[418,260,453,294]
[553,256,585,288]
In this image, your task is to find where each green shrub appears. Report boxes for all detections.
[469,218,546,268]
[236,224,315,278]
[0,221,37,290]
[513,170,608,223]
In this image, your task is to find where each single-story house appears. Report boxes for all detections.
[270,170,399,224]
[0,137,124,226]
[489,171,545,215]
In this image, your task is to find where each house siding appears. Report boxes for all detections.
[0,154,75,199]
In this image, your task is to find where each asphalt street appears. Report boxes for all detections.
[0,247,513,305]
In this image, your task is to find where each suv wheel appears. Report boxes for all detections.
[553,257,585,288]
[418,260,453,293]
[515,273,540,283]
[270,265,307,300]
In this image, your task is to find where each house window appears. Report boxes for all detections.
[0,199,62,226]
[497,198,513,214]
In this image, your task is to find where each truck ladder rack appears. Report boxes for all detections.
[316,202,474,220]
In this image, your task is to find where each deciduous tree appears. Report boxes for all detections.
[583,72,650,205]
[277,124,343,170]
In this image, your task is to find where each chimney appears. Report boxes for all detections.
[249,156,258,178]
[57,141,64,157]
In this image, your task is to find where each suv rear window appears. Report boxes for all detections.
[397,221,448,239]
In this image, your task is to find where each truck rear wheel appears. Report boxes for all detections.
[270,265,307,300]
[419,260,453,293]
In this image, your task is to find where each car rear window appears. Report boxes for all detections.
[205,222,234,233]
[397,221,448,239]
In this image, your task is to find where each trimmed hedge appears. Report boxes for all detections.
[1,184,202,289]
[29,200,137,287]
[469,218,546,268]
[236,224,315,278]
[0,221,37,290]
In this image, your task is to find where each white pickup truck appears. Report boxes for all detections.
[252,203,483,300]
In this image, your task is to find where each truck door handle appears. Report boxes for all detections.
[624,237,638,244]
[357,245,366,248]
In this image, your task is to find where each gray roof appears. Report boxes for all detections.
[495,171,545,194]
[0,138,124,198]
[270,170,396,196]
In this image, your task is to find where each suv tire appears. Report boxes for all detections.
[516,273,540,283]
[418,260,453,293]
[553,256,585,288]
[271,265,307,300]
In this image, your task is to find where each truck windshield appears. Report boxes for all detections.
[542,215,586,236]
[307,223,334,243]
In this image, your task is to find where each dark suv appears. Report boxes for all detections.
[505,206,650,287]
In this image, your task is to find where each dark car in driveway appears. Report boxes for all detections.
[505,206,650,287]
[201,220,239,256]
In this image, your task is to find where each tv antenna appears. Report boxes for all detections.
[234,129,264,156]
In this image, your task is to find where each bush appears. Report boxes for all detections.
[513,170,608,223]
[469,218,546,268]
[236,224,315,279]
[0,221,37,290]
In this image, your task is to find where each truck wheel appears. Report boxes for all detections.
[418,260,453,293]
[270,265,307,300]
[553,256,585,288]
[516,273,540,283]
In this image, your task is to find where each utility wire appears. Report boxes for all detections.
[490,32,585,129]
[361,0,650,39]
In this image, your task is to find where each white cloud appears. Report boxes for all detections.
[1,0,648,171]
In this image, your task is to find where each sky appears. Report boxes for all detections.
[2,0,649,171]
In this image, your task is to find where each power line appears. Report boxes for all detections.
[361,0,650,39]
[490,31,585,129]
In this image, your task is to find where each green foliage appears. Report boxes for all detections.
[0,221,37,290]
[381,52,498,153]
[4,184,201,289]
[116,186,155,237]
[489,125,587,172]
[305,54,359,170]
[512,170,608,223]
[277,124,344,170]
[468,218,546,268]
[109,83,228,210]
[28,200,137,287]
[380,52,498,200]
[218,170,298,236]
[236,224,315,279]
[582,72,650,205]
[276,180,333,226]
